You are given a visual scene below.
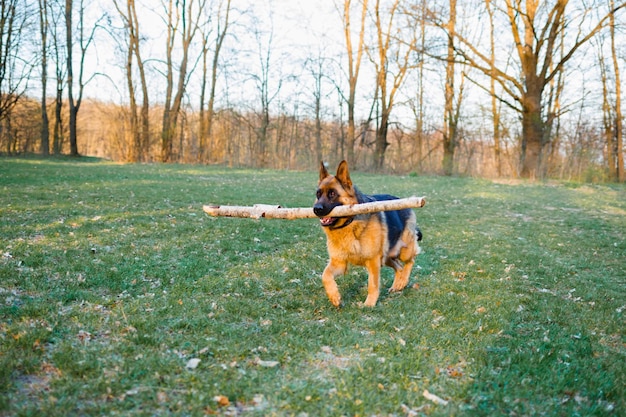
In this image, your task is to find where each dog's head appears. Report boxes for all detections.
[314,160,357,228]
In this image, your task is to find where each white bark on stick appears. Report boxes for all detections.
[203,196,426,220]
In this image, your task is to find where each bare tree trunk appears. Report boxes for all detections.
[414,0,427,173]
[314,90,323,164]
[53,82,63,154]
[129,0,150,162]
[306,51,328,164]
[65,0,78,156]
[38,0,50,156]
[610,0,624,182]
[207,0,230,162]
[372,0,388,171]
[51,2,64,155]
[123,0,150,161]
[341,0,368,167]
[114,0,139,161]
[486,0,500,176]
[161,0,176,162]
[199,34,209,162]
[370,0,414,171]
[600,42,615,180]
[126,45,139,162]
[198,0,230,163]
[65,0,97,157]
[161,0,202,162]
[442,0,457,175]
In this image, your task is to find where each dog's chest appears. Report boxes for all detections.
[324,220,387,265]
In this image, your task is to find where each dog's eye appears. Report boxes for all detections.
[327,190,336,199]
[316,190,322,199]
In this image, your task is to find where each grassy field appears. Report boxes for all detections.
[0,156,624,416]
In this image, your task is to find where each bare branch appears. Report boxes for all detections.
[203,196,426,219]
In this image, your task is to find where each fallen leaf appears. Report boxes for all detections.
[185,358,201,369]
[214,395,230,407]
[256,359,279,368]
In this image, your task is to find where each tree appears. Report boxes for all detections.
[304,52,328,164]
[0,0,30,127]
[65,0,98,157]
[245,12,283,168]
[114,0,150,162]
[38,0,50,155]
[161,0,204,162]
[449,0,626,178]
[198,0,231,163]
[369,0,416,171]
[65,0,77,156]
[485,0,501,176]
[609,0,624,181]
[338,0,368,166]
[412,0,428,173]
[441,0,459,175]
[50,0,66,155]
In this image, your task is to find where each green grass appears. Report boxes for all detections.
[1,156,624,416]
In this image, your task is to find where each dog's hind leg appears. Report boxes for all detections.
[389,259,414,293]
[322,259,346,307]
[389,232,418,293]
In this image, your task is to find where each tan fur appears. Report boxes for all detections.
[316,161,420,307]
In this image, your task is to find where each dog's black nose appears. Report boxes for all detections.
[313,203,326,216]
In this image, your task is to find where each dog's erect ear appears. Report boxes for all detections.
[335,160,352,189]
[319,161,330,181]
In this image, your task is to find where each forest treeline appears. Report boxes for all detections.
[1,0,625,181]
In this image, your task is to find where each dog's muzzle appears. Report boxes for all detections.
[314,203,340,227]
[313,203,332,217]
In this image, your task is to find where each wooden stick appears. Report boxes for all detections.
[203,196,426,220]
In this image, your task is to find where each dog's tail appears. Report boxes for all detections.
[416,227,423,241]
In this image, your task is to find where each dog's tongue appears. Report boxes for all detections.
[321,217,334,226]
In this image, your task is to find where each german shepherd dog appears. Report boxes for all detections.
[314,160,422,307]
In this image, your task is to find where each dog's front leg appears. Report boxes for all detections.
[363,258,382,307]
[322,259,346,307]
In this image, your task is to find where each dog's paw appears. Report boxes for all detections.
[327,293,342,308]
[362,296,378,307]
